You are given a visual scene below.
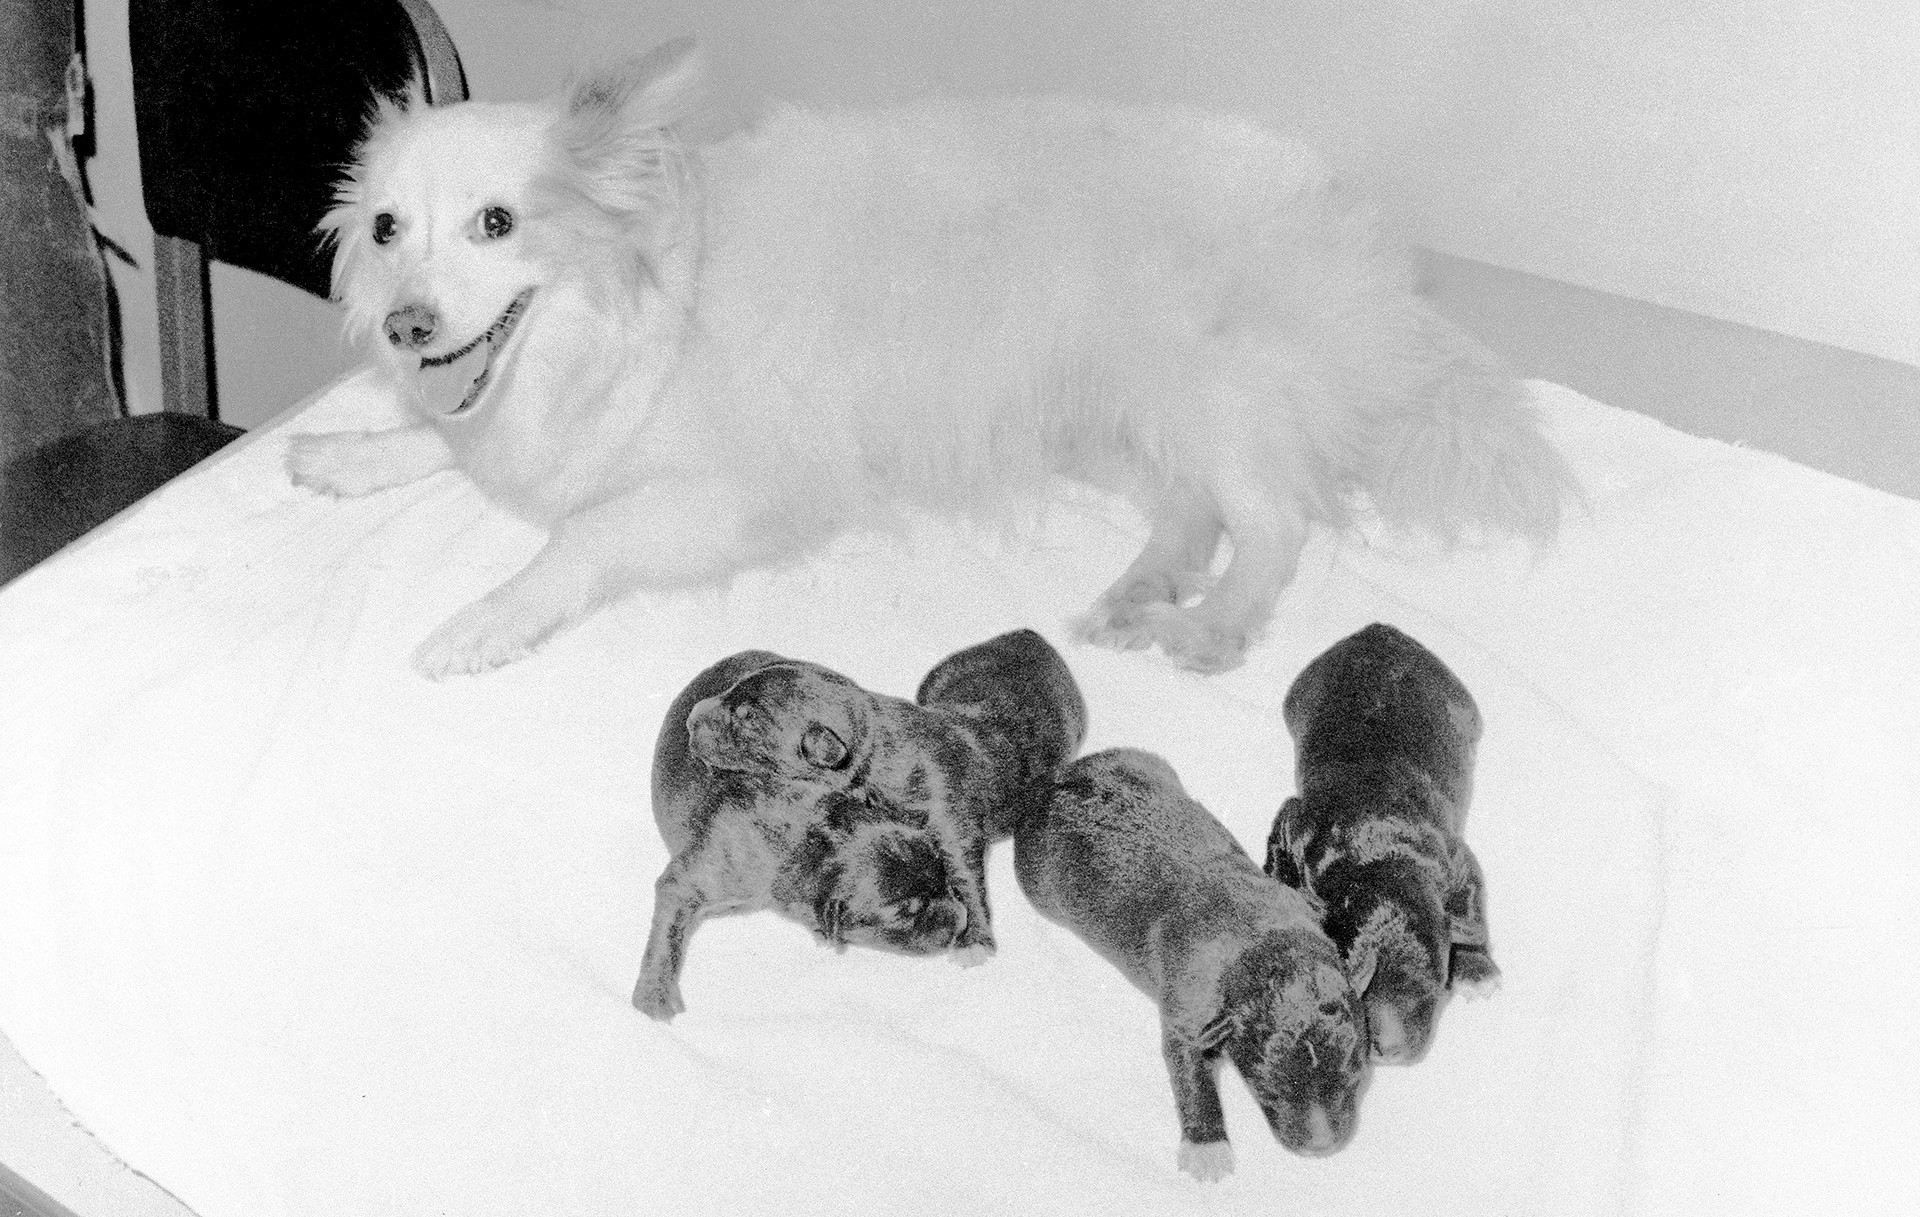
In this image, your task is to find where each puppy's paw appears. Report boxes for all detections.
[1452,972,1503,1001]
[1177,1139,1235,1183]
[287,432,390,498]
[949,942,995,969]
[1450,948,1502,999]
[412,599,541,680]
[631,973,687,1022]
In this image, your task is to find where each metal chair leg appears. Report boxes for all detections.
[152,232,215,418]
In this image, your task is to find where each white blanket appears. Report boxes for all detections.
[2,373,1915,1216]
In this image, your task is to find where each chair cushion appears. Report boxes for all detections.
[0,413,243,582]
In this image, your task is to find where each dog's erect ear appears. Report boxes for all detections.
[557,39,706,226]
[570,37,706,125]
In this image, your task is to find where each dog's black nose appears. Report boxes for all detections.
[384,304,438,350]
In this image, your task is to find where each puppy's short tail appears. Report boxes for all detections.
[1362,307,1578,546]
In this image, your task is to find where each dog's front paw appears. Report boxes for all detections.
[412,599,541,680]
[287,432,389,498]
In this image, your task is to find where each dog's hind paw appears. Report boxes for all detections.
[1083,602,1250,674]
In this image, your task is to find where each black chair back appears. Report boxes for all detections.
[131,0,466,298]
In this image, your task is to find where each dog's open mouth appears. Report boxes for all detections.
[414,289,534,417]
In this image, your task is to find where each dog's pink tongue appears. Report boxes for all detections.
[415,340,489,417]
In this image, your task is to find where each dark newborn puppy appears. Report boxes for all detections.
[1266,622,1500,1065]
[1016,749,1371,1181]
[913,625,1090,838]
[633,630,1086,1020]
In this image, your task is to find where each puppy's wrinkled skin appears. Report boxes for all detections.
[1016,749,1371,1180]
[296,38,1573,679]
[1266,623,1500,1065]
[633,630,1086,1019]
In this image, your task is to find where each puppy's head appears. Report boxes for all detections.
[1316,857,1451,1064]
[320,38,705,420]
[1210,931,1371,1157]
[685,662,878,788]
[809,811,969,956]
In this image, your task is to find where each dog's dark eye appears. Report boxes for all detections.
[372,212,397,245]
[480,205,514,240]
[799,723,849,769]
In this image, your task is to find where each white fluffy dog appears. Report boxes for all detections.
[291,38,1572,678]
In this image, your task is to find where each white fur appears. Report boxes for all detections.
[1177,1138,1235,1183]
[1453,971,1504,1001]
[293,38,1573,678]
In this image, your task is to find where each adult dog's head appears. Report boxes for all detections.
[320,38,705,421]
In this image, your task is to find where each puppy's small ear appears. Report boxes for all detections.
[1265,800,1310,891]
[1345,940,1381,998]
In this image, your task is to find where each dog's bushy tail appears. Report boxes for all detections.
[1360,305,1577,546]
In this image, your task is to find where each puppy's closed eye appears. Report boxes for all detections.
[800,722,850,769]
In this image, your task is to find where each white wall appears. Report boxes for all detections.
[85,0,1920,427]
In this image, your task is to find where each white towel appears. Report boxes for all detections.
[2,373,1914,1216]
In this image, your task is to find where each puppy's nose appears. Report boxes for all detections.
[384,304,438,350]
